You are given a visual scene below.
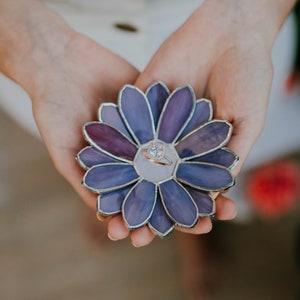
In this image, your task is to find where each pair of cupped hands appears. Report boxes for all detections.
[30,2,274,247]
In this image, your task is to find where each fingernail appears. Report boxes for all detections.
[107,233,118,241]
[132,242,140,248]
[96,212,107,222]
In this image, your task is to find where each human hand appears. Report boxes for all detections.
[30,33,139,211]
[106,0,296,246]
[0,0,139,235]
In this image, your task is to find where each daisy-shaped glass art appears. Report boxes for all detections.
[77,82,238,237]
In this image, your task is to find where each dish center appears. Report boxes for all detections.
[134,140,179,184]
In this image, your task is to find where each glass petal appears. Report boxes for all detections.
[84,122,137,161]
[98,103,133,141]
[179,99,212,139]
[119,85,154,144]
[176,162,235,191]
[159,179,198,228]
[191,148,239,169]
[77,146,119,169]
[175,120,232,159]
[146,81,170,128]
[97,185,133,215]
[157,86,195,143]
[184,186,215,216]
[83,163,138,193]
[148,193,174,237]
[123,180,157,229]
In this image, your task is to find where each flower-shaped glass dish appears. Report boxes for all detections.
[77,82,238,237]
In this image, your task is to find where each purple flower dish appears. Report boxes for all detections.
[76,82,238,237]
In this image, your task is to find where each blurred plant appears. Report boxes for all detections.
[245,159,300,219]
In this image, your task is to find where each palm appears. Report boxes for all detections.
[32,33,139,209]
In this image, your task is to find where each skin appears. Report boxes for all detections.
[0,0,296,247]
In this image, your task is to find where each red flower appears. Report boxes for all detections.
[246,160,300,218]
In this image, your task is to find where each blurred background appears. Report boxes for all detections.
[1,1,300,299]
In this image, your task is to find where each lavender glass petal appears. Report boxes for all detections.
[177,162,234,191]
[123,180,156,228]
[184,186,215,215]
[146,82,169,128]
[99,104,133,141]
[176,121,232,159]
[97,185,133,215]
[160,180,198,227]
[84,123,137,161]
[119,86,154,144]
[191,148,238,168]
[84,164,138,191]
[158,86,195,143]
[179,99,212,139]
[77,146,119,169]
[149,193,174,236]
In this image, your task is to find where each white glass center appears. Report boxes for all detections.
[134,140,179,184]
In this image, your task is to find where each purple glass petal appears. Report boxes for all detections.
[149,193,174,237]
[191,148,238,169]
[179,99,212,139]
[84,122,137,161]
[184,186,215,216]
[123,180,156,229]
[77,146,119,169]
[97,185,133,215]
[157,86,195,143]
[98,103,133,141]
[119,85,154,144]
[83,163,138,193]
[146,81,170,128]
[176,162,235,191]
[159,180,198,227]
[175,120,232,159]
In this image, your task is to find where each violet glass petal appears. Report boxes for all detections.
[146,81,170,128]
[119,85,154,144]
[123,180,156,229]
[149,193,174,237]
[191,148,238,169]
[97,185,133,215]
[157,86,195,143]
[184,186,215,216]
[160,179,198,227]
[179,99,212,139]
[176,162,235,191]
[98,103,133,141]
[83,163,138,193]
[77,146,119,169]
[175,120,232,159]
[84,122,137,161]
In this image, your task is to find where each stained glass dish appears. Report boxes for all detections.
[76,82,238,237]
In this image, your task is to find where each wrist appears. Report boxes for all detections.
[192,0,296,51]
[0,0,75,95]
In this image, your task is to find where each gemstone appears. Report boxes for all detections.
[147,142,165,161]
[134,140,178,184]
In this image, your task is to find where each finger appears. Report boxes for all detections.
[130,226,156,247]
[225,122,261,177]
[107,215,130,241]
[214,195,237,220]
[76,187,98,210]
[176,217,212,235]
